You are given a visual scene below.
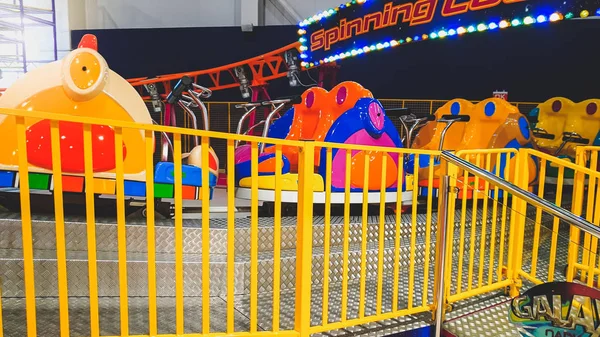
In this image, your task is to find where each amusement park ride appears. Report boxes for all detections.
[0,0,597,218]
[1,1,600,337]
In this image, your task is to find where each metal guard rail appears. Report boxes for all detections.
[440,151,600,239]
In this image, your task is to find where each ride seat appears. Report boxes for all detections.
[412,99,474,151]
[561,99,600,156]
[530,97,574,154]
[262,82,373,171]
[460,99,517,150]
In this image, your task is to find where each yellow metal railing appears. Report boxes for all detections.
[573,146,600,286]
[440,146,600,296]
[444,148,520,302]
[0,106,592,337]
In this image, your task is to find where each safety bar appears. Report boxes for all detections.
[235,102,263,109]
[384,108,413,117]
[398,113,436,148]
[554,132,590,155]
[165,76,212,148]
[263,96,302,106]
[235,106,259,148]
[532,128,556,140]
[152,120,174,162]
[260,97,298,152]
[437,115,470,152]
[562,132,590,145]
[414,113,436,121]
[440,151,600,238]
[439,115,471,122]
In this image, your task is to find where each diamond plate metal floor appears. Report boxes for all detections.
[443,212,574,337]
[0,201,573,337]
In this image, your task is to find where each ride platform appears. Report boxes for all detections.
[0,202,568,337]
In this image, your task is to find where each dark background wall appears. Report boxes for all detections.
[72,19,600,102]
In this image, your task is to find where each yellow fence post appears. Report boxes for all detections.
[568,148,587,281]
[295,141,315,337]
[508,150,529,297]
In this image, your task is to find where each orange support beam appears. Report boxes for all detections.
[129,42,304,98]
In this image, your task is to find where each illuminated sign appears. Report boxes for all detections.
[509,282,600,337]
[494,90,509,100]
[297,0,597,67]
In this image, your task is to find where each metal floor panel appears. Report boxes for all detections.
[443,219,573,337]
[0,204,572,337]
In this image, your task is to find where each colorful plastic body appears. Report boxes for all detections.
[234,82,406,201]
[0,34,217,200]
[410,98,538,197]
[530,97,600,182]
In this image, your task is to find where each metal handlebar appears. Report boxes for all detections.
[235,106,259,148]
[437,115,470,152]
[234,97,299,150]
[532,128,556,140]
[192,83,212,98]
[555,132,590,155]
[152,120,174,162]
[398,114,435,148]
[562,132,589,145]
[386,108,413,117]
[163,76,212,149]
[438,114,471,123]
[260,100,293,152]
[236,102,263,109]
[262,96,302,106]
[185,89,210,133]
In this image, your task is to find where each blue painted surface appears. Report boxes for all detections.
[154,162,217,187]
[388,325,433,337]
[267,107,295,140]
[0,171,14,187]
[235,153,291,184]
[450,101,460,115]
[406,153,440,174]
[593,130,600,146]
[529,107,540,118]
[124,180,146,197]
[490,139,537,182]
[320,98,405,192]
[484,101,496,117]
[518,116,531,140]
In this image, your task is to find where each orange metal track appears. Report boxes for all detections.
[128,42,304,98]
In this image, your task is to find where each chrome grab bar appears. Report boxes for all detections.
[165,76,211,146]
[152,120,174,162]
[235,106,259,148]
[440,151,600,238]
[244,121,266,136]
[260,100,291,153]
[185,90,210,134]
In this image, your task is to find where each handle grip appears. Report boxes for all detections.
[386,108,412,117]
[166,76,193,104]
[533,131,555,140]
[439,115,471,122]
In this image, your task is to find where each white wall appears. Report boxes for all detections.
[75,0,239,29]
[68,0,347,30]
[265,0,348,25]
